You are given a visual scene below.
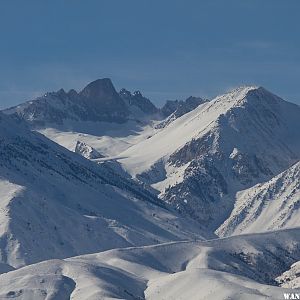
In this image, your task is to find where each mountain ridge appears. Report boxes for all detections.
[119,85,300,228]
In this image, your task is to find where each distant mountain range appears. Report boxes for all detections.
[5,78,202,128]
[1,78,300,299]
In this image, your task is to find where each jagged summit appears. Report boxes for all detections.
[79,78,130,121]
[4,78,160,126]
[119,88,132,97]
[80,78,119,100]
[119,88,158,115]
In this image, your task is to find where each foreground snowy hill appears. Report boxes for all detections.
[1,227,300,299]
[0,112,209,269]
[217,161,300,236]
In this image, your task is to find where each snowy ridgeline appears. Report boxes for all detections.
[1,80,300,299]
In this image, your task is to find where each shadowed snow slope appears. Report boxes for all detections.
[217,161,300,236]
[1,228,300,299]
[0,112,210,269]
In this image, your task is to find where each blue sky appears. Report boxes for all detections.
[0,0,299,108]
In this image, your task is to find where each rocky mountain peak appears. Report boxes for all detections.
[119,88,158,115]
[133,90,142,97]
[67,89,78,98]
[76,78,130,122]
[79,78,119,101]
[119,88,132,98]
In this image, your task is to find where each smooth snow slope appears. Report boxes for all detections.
[217,160,300,236]
[1,227,300,299]
[0,112,210,269]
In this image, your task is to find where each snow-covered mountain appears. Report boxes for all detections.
[0,112,210,269]
[4,78,160,127]
[1,227,300,299]
[4,84,300,232]
[119,86,300,229]
[4,79,208,159]
[217,160,300,236]
[3,79,164,160]
[2,80,300,299]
